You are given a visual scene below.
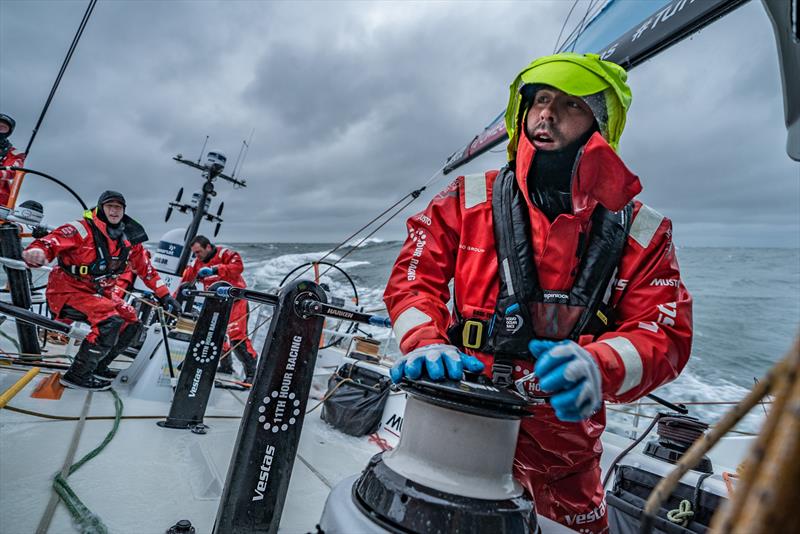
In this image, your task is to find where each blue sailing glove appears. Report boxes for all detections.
[390,344,484,384]
[197,266,217,279]
[529,339,602,422]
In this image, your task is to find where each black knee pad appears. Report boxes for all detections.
[117,321,144,347]
[95,315,126,350]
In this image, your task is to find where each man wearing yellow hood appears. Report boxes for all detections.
[383,52,693,531]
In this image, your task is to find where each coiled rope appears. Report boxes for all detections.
[666,500,694,526]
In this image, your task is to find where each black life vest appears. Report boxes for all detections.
[448,166,633,378]
[58,213,148,282]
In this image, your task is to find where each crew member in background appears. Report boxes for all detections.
[23,191,180,391]
[178,235,258,384]
[383,53,692,533]
[0,113,26,207]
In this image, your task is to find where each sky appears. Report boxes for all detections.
[1,0,797,247]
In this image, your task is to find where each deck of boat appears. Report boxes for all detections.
[1,359,754,534]
[0,363,384,534]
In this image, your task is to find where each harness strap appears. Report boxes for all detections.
[57,217,130,282]
[448,166,633,386]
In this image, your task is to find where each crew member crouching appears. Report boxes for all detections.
[22,191,180,391]
[178,235,258,384]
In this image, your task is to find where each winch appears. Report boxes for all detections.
[319,376,537,534]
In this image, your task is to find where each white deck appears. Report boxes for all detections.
[0,363,386,534]
[1,357,752,534]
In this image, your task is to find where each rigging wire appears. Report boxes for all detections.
[287,165,445,285]
[317,193,419,280]
[570,0,602,53]
[553,0,581,53]
[556,0,607,53]
[0,166,87,209]
[25,0,98,156]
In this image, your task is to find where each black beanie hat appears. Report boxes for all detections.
[97,190,126,208]
[0,114,14,137]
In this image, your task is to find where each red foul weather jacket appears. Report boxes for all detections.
[0,147,26,207]
[179,246,254,345]
[180,246,247,290]
[383,132,692,526]
[26,210,169,322]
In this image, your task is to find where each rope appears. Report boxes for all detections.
[0,350,71,359]
[606,406,757,436]
[317,193,420,279]
[305,378,354,415]
[25,0,99,156]
[305,363,389,414]
[666,499,694,527]
[36,391,93,534]
[289,166,445,285]
[0,328,21,351]
[603,413,663,488]
[50,388,120,534]
[657,415,708,446]
[3,404,241,421]
[117,287,179,321]
[218,303,266,362]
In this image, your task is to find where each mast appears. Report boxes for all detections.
[170,153,247,276]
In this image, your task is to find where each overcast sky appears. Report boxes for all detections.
[1,0,797,247]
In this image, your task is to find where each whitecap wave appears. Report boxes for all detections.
[346,237,385,248]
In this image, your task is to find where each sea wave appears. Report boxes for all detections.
[346,237,385,248]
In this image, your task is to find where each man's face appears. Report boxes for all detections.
[525,87,595,151]
[0,121,10,135]
[102,201,124,225]
[191,243,213,262]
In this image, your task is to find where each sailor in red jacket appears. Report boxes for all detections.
[23,191,180,391]
[0,113,25,207]
[383,53,692,533]
[178,235,258,383]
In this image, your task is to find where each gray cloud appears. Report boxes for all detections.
[1,0,797,246]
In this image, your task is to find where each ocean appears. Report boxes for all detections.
[228,241,800,434]
[12,240,799,433]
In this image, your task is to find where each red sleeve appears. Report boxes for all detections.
[25,221,84,263]
[0,150,26,207]
[129,244,169,298]
[383,178,463,354]
[583,205,693,403]
[217,249,244,279]
[180,259,198,285]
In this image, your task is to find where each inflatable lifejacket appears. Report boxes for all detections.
[448,166,633,381]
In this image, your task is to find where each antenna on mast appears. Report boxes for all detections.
[197,135,210,165]
[231,140,246,178]
[232,128,255,179]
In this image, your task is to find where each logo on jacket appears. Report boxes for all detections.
[650,278,680,287]
[503,314,523,334]
[656,301,677,327]
[406,228,428,281]
[409,228,426,243]
[459,244,485,253]
[564,500,606,527]
[414,214,432,226]
[542,291,569,304]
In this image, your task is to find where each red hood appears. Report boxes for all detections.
[514,131,641,217]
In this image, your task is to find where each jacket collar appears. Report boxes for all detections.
[85,209,128,243]
[514,131,641,218]
[200,245,218,264]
